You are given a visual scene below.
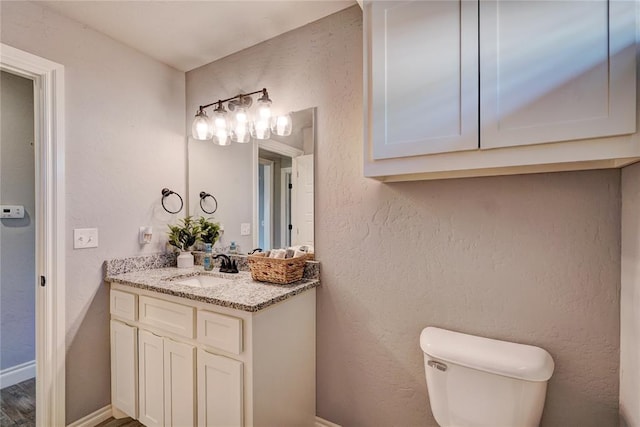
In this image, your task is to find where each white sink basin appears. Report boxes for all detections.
[172,275,237,288]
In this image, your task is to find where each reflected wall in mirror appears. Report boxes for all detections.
[188,107,315,254]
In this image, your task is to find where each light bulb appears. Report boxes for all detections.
[250,118,271,140]
[231,107,251,143]
[271,113,292,136]
[211,107,230,146]
[213,128,230,146]
[257,98,272,120]
[191,110,213,140]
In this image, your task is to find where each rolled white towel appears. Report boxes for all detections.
[269,249,287,259]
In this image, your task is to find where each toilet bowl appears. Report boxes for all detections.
[420,327,554,427]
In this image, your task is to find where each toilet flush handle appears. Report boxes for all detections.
[428,360,448,372]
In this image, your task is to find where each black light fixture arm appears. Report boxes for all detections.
[198,88,269,112]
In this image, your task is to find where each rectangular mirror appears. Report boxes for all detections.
[188,107,315,253]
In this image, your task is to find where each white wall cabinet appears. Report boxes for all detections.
[480,0,636,149]
[109,285,316,427]
[364,0,639,181]
[369,0,479,159]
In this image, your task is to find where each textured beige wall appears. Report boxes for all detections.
[621,161,640,427]
[187,6,622,426]
[1,2,186,423]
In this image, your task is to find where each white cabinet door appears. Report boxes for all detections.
[163,339,195,427]
[368,0,479,159]
[110,320,137,419]
[197,349,243,427]
[139,330,164,427]
[480,0,636,149]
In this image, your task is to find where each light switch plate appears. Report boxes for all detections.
[74,228,98,249]
[240,223,251,236]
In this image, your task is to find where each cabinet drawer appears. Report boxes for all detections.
[197,310,243,355]
[110,289,137,321]
[139,296,194,338]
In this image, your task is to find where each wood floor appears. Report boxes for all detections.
[0,378,35,426]
[0,378,144,427]
[96,417,144,427]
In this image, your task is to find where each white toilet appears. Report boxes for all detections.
[420,327,555,427]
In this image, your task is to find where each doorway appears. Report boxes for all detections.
[0,43,66,426]
[258,150,292,250]
[258,158,274,249]
[0,69,37,425]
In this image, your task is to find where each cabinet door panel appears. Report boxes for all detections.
[138,330,164,427]
[110,320,137,419]
[164,339,195,427]
[480,0,636,149]
[197,349,243,427]
[369,0,479,159]
[110,290,137,321]
[198,310,243,355]
[139,295,195,338]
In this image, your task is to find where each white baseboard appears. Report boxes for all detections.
[67,405,112,427]
[0,360,35,389]
[316,416,342,427]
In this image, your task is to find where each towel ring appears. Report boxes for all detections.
[199,191,218,215]
[161,188,183,214]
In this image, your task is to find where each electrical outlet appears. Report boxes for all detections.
[241,223,251,236]
[74,228,99,249]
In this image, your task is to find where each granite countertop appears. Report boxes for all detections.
[106,266,320,312]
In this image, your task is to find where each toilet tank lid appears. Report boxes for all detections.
[420,327,554,382]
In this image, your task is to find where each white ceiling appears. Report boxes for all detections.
[38,1,356,72]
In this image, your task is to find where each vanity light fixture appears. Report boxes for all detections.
[191,88,293,143]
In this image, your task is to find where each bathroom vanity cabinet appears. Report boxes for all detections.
[109,284,316,427]
[364,0,639,181]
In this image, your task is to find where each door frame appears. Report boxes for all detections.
[257,158,274,250]
[280,167,292,247]
[253,139,303,249]
[1,43,66,426]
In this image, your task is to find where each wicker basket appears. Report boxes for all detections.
[247,253,309,284]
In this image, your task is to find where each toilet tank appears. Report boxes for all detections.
[420,327,554,427]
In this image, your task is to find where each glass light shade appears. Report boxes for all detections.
[191,110,213,140]
[251,98,272,140]
[256,98,272,121]
[231,107,251,143]
[250,119,271,140]
[211,110,231,146]
[271,113,293,136]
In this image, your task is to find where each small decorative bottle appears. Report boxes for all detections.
[203,243,213,271]
[229,241,237,254]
